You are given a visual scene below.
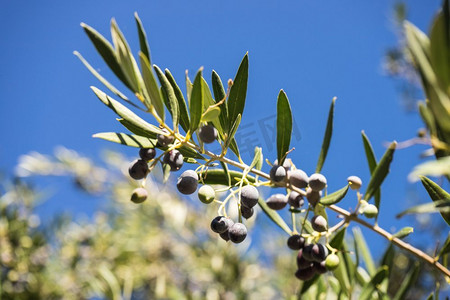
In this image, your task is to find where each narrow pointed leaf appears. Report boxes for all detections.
[320,185,349,205]
[258,197,292,235]
[224,114,241,151]
[189,69,204,133]
[229,139,241,158]
[364,141,397,202]
[227,53,248,133]
[81,23,132,90]
[198,169,255,186]
[254,147,263,171]
[329,227,346,249]
[154,65,179,129]
[219,161,231,187]
[134,13,151,63]
[420,176,450,218]
[276,90,292,165]
[353,227,376,275]
[430,8,450,95]
[396,199,450,218]
[139,52,165,121]
[392,263,420,300]
[201,78,224,137]
[410,157,450,180]
[361,131,382,211]
[359,266,389,300]
[74,51,131,103]
[165,69,190,132]
[91,86,164,136]
[185,72,193,105]
[438,232,450,257]
[393,227,414,239]
[93,132,157,148]
[316,97,336,173]
[118,118,159,138]
[162,163,171,183]
[212,70,229,132]
[110,19,141,93]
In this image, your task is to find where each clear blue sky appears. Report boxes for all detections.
[0,1,445,261]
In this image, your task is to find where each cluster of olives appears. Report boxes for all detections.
[210,216,247,243]
[287,234,340,281]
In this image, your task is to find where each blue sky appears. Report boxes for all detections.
[0,1,446,263]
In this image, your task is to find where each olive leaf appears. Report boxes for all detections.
[227,53,248,134]
[276,90,292,165]
[154,65,179,129]
[316,97,336,173]
[139,52,165,120]
[134,13,151,63]
[165,69,190,132]
[189,69,204,134]
[93,132,157,148]
[319,185,349,206]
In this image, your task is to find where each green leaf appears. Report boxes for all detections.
[361,131,381,212]
[91,87,164,136]
[139,52,165,120]
[118,118,157,138]
[198,169,255,186]
[320,185,349,206]
[254,147,263,171]
[359,266,389,300]
[224,114,241,151]
[314,204,328,222]
[201,106,221,123]
[110,19,141,93]
[430,6,450,94]
[276,90,293,165]
[392,263,420,300]
[364,141,397,202]
[438,232,450,257]
[353,227,376,275]
[211,70,229,133]
[418,102,438,137]
[316,97,336,173]
[300,275,320,295]
[201,78,225,138]
[393,227,414,239]
[258,197,292,235]
[420,176,450,225]
[73,51,131,104]
[329,227,346,249]
[93,132,157,148]
[81,22,132,91]
[227,53,248,134]
[356,267,371,286]
[229,138,241,158]
[165,69,190,132]
[134,13,151,63]
[189,69,204,133]
[185,71,193,105]
[154,65,179,129]
[219,161,231,187]
[332,252,351,296]
[162,163,171,183]
[396,199,450,218]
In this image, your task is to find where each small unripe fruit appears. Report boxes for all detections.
[309,173,327,191]
[310,244,328,262]
[266,194,288,210]
[325,253,340,270]
[219,230,230,242]
[306,188,322,207]
[228,223,247,244]
[288,169,309,189]
[210,216,234,234]
[198,125,218,144]
[287,234,305,250]
[270,165,286,182]
[311,215,328,232]
[347,175,362,190]
[313,261,327,274]
[128,159,149,180]
[198,185,215,203]
[139,148,156,161]
[297,248,313,269]
[240,205,254,219]
[177,170,198,194]
[363,204,378,218]
[240,185,259,208]
[157,129,174,147]
[130,187,148,203]
[163,150,184,171]
[288,191,304,208]
[295,265,315,281]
